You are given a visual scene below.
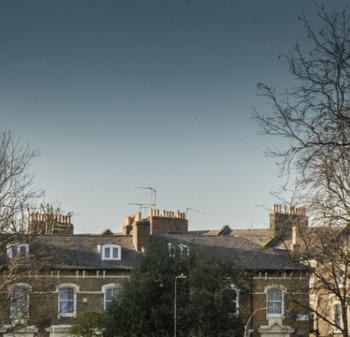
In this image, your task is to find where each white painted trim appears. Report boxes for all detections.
[34,290,103,295]
[56,283,80,293]
[45,325,72,336]
[9,283,31,290]
[45,325,72,332]
[27,274,129,279]
[1,325,37,337]
[253,276,307,280]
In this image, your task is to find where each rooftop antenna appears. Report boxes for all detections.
[137,186,157,215]
[128,202,149,218]
[186,207,205,218]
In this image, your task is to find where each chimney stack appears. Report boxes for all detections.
[270,204,308,239]
[28,212,74,234]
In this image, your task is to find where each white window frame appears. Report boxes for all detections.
[10,283,31,319]
[265,285,286,318]
[223,284,240,316]
[6,243,29,259]
[56,283,79,318]
[101,244,121,261]
[102,284,117,310]
[333,303,344,331]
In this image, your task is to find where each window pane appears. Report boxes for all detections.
[60,301,68,313]
[12,247,18,258]
[105,247,110,258]
[269,289,282,300]
[19,245,27,256]
[112,247,118,258]
[60,288,74,300]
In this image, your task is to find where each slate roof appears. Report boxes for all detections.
[31,234,140,270]
[26,226,303,272]
[231,228,275,246]
[190,226,276,247]
[155,233,303,271]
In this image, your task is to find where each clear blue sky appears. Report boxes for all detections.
[1,0,348,233]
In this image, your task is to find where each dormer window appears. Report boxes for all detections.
[168,242,189,258]
[7,243,29,259]
[101,244,121,261]
[178,243,190,256]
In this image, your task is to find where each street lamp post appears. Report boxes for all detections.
[244,305,272,337]
[174,273,187,337]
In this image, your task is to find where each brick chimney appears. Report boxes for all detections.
[270,204,308,239]
[290,225,301,257]
[148,209,188,234]
[123,215,134,235]
[28,212,74,234]
[132,220,150,251]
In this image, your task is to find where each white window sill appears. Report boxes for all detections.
[57,313,76,318]
[267,314,283,319]
[102,258,121,261]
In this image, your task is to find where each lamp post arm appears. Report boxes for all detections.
[174,277,177,337]
[244,306,272,337]
[174,274,186,337]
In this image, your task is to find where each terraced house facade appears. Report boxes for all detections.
[0,206,310,337]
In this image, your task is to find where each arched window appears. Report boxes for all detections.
[101,244,122,260]
[266,286,284,317]
[102,284,117,310]
[57,283,79,317]
[222,284,239,316]
[10,283,30,319]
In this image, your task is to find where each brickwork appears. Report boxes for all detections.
[0,270,129,329]
[149,209,188,235]
[132,220,150,251]
[28,212,73,235]
[0,270,309,337]
[269,204,308,238]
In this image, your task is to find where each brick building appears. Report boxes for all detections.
[0,207,309,337]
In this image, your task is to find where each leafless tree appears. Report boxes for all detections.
[0,130,43,330]
[253,4,350,337]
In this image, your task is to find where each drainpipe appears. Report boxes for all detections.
[249,274,254,336]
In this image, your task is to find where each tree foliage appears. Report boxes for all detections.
[104,240,243,337]
[71,312,107,337]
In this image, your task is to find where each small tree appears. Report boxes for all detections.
[71,312,107,337]
[104,240,243,337]
[0,131,63,334]
[253,4,350,337]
